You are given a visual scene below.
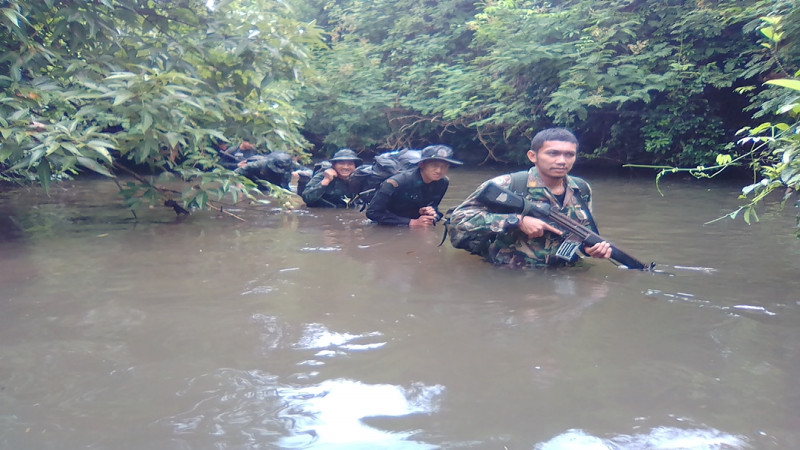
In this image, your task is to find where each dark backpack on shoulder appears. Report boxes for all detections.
[351,149,422,204]
[310,160,332,176]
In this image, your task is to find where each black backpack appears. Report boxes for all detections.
[351,149,422,204]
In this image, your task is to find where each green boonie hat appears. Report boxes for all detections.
[419,145,462,166]
[330,148,362,165]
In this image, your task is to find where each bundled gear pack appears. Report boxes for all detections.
[234,152,295,189]
[350,148,422,205]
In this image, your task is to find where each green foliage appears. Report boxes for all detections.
[4,0,800,236]
[299,0,799,235]
[727,79,800,235]
[301,0,773,166]
[0,0,324,213]
[626,9,800,236]
[299,0,489,158]
[298,35,395,154]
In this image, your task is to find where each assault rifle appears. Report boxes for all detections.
[476,182,655,271]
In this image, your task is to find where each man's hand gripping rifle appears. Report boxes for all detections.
[476,182,655,271]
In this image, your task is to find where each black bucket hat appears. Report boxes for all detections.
[330,148,362,165]
[418,145,462,166]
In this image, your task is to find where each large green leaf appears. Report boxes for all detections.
[37,158,52,195]
[766,79,800,92]
[76,156,114,177]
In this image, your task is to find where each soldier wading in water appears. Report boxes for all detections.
[301,149,365,208]
[447,128,612,268]
[366,145,462,227]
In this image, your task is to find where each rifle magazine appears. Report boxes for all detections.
[555,237,581,261]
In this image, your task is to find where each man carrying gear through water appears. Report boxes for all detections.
[234,151,309,191]
[447,128,612,268]
[301,149,366,208]
[366,145,462,227]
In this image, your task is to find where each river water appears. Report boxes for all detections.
[1,168,799,449]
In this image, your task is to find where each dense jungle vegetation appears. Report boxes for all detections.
[0,0,798,233]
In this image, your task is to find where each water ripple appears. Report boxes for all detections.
[644,289,778,317]
[277,378,443,449]
[162,368,285,447]
[536,426,749,449]
[295,323,385,351]
[299,246,341,252]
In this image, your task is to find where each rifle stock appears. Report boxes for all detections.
[476,182,654,271]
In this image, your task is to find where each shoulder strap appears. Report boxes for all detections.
[571,176,590,202]
[510,170,598,233]
[437,206,456,247]
[509,170,528,194]
[568,176,598,233]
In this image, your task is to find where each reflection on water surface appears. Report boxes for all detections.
[1,174,799,449]
[537,425,748,450]
[278,379,443,449]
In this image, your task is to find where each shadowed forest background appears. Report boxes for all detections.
[1,0,798,233]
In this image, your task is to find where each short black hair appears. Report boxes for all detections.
[530,128,579,153]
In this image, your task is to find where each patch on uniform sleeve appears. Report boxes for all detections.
[387,179,399,188]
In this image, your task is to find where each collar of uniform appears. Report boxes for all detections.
[525,167,578,207]
[525,167,580,191]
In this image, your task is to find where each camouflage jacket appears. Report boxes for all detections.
[447,167,595,269]
[234,156,291,189]
[301,171,365,208]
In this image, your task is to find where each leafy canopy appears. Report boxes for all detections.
[0,0,324,211]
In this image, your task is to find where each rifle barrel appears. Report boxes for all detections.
[476,182,654,271]
[546,210,650,270]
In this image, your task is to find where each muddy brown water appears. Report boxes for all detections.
[1,168,799,449]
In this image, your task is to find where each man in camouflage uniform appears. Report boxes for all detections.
[301,149,365,208]
[216,140,258,170]
[234,151,299,189]
[447,128,611,268]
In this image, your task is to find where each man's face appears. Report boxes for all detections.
[333,161,356,179]
[419,160,450,183]
[527,140,577,181]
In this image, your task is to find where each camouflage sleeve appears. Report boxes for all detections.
[447,175,518,253]
[300,171,329,205]
[233,159,261,179]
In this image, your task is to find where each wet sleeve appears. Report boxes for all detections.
[233,159,264,179]
[365,179,411,226]
[301,172,329,205]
